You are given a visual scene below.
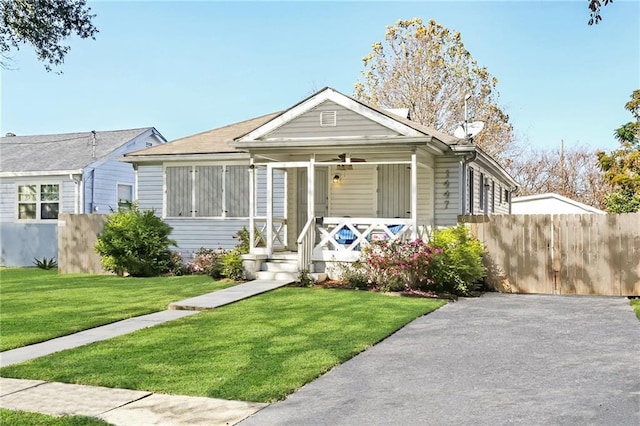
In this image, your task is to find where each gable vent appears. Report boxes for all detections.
[320,111,337,127]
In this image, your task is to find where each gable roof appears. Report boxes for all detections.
[0,128,159,174]
[125,112,281,158]
[235,87,459,145]
[512,193,605,214]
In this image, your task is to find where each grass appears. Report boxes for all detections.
[631,298,640,320]
[0,287,445,402]
[0,268,234,351]
[0,409,112,425]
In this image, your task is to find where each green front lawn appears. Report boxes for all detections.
[0,268,233,351]
[1,288,445,402]
[0,409,111,425]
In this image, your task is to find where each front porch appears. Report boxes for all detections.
[245,149,438,276]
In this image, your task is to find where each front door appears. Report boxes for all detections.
[297,168,328,237]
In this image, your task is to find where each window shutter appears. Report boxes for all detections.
[225,166,249,217]
[166,167,192,217]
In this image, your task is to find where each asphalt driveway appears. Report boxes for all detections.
[240,293,640,425]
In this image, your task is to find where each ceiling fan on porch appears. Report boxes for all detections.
[324,153,366,170]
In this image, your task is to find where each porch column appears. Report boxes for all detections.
[411,152,418,239]
[266,163,274,256]
[307,157,315,223]
[248,158,255,252]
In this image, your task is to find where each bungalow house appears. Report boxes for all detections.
[511,193,605,214]
[124,87,517,278]
[0,128,166,266]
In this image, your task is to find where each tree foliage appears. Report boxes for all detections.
[509,142,611,210]
[1,0,97,71]
[597,89,640,213]
[588,0,613,25]
[354,18,514,161]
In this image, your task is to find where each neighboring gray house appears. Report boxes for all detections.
[125,87,517,276]
[0,128,166,266]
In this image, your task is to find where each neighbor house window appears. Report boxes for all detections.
[165,165,249,218]
[117,184,133,209]
[17,183,60,220]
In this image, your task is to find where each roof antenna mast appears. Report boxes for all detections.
[454,94,485,143]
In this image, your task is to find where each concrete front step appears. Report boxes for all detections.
[263,261,299,273]
[256,270,327,282]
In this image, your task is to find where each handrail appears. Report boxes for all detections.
[296,217,315,272]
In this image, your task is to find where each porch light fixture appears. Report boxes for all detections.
[333,174,342,184]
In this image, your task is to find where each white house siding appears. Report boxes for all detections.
[417,165,434,225]
[467,161,511,216]
[264,100,400,139]
[89,159,136,213]
[434,157,461,226]
[165,219,249,258]
[0,178,15,222]
[137,164,164,213]
[329,165,377,217]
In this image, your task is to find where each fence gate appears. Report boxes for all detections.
[463,213,640,296]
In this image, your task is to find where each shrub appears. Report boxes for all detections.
[426,224,485,295]
[94,204,176,277]
[334,260,370,290]
[185,248,224,276]
[362,239,438,292]
[220,250,245,281]
[296,269,314,287]
[33,257,57,270]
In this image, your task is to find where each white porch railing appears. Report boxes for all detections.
[296,217,315,272]
[312,217,413,262]
[253,217,287,251]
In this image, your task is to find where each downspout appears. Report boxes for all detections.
[460,151,477,215]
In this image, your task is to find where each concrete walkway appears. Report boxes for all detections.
[240,293,640,425]
[1,378,266,425]
[0,279,291,425]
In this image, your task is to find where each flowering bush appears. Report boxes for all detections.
[184,247,224,277]
[362,239,440,292]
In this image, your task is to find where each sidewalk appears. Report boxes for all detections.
[0,279,291,425]
[1,378,267,426]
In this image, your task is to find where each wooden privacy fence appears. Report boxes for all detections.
[463,213,640,296]
[58,213,110,274]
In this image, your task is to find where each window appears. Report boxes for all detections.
[165,165,249,218]
[17,183,59,220]
[499,185,503,204]
[504,189,509,203]
[117,184,133,209]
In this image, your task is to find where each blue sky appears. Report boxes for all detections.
[1,1,638,153]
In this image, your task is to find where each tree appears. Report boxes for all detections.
[588,0,613,25]
[597,89,640,213]
[354,18,515,161]
[509,142,611,210]
[1,0,97,72]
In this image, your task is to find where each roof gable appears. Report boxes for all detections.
[237,87,424,142]
[261,100,401,140]
[0,128,156,174]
